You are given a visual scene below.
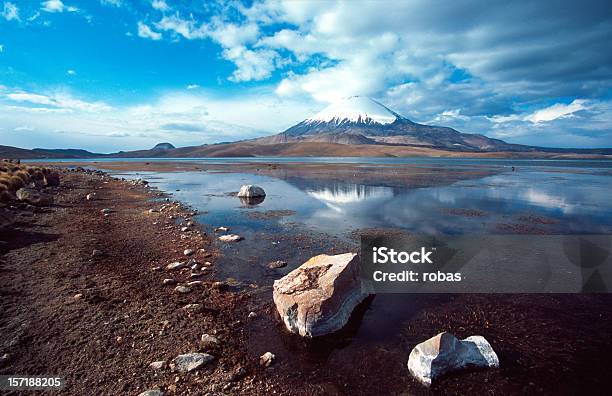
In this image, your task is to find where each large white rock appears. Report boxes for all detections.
[407,332,499,387]
[272,253,370,337]
[237,185,266,198]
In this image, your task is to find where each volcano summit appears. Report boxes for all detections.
[256,96,522,151]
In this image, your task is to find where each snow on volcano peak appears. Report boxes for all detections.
[305,96,401,125]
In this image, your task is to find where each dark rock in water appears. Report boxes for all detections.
[407,332,499,386]
[16,188,53,206]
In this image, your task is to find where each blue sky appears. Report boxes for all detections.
[1,0,611,152]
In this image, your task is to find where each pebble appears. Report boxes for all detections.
[229,367,247,382]
[218,234,242,242]
[248,311,257,319]
[187,280,203,287]
[259,352,275,367]
[151,266,162,272]
[149,361,167,370]
[73,293,83,300]
[174,285,191,293]
[171,353,214,373]
[183,303,202,311]
[215,226,229,232]
[162,278,176,285]
[92,249,102,257]
[101,208,113,214]
[138,389,164,396]
[181,227,189,232]
[184,249,195,256]
[149,208,159,213]
[86,193,97,201]
[200,334,220,344]
[267,260,287,269]
[166,261,186,270]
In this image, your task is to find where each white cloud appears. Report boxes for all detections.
[223,46,279,82]
[0,44,3,53]
[154,15,206,39]
[14,125,35,132]
[67,69,76,75]
[5,91,112,112]
[524,99,590,123]
[186,84,199,90]
[100,0,121,7]
[137,21,162,40]
[41,0,77,13]
[1,2,19,21]
[151,0,169,11]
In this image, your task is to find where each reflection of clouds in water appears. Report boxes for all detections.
[520,189,576,214]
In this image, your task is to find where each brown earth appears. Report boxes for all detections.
[0,169,294,395]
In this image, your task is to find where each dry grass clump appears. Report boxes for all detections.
[0,159,60,204]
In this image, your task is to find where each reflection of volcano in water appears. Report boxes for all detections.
[307,184,394,204]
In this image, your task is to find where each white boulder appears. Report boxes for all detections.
[407,332,499,387]
[218,234,242,242]
[272,253,370,337]
[237,185,266,198]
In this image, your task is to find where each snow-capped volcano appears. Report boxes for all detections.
[304,96,401,125]
[256,95,523,151]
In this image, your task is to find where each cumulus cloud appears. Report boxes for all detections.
[151,0,169,11]
[137,21,162,40]
[41,0,77,13]
[1,1,19,21]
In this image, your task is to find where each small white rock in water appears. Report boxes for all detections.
[184,249,195,256]
[171,353,214,373]
[237,185,266,198]
[259,352,275,367]
[86,193,97,201]
[215,226,229,233]
[407,332,499,387]
[166,261,186,270]
[174,285,191,293]
[138,389,164,396]
[181,226,189,232]
[162,278,176,285]
[149,361,167,370]
[218,234,242,242]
